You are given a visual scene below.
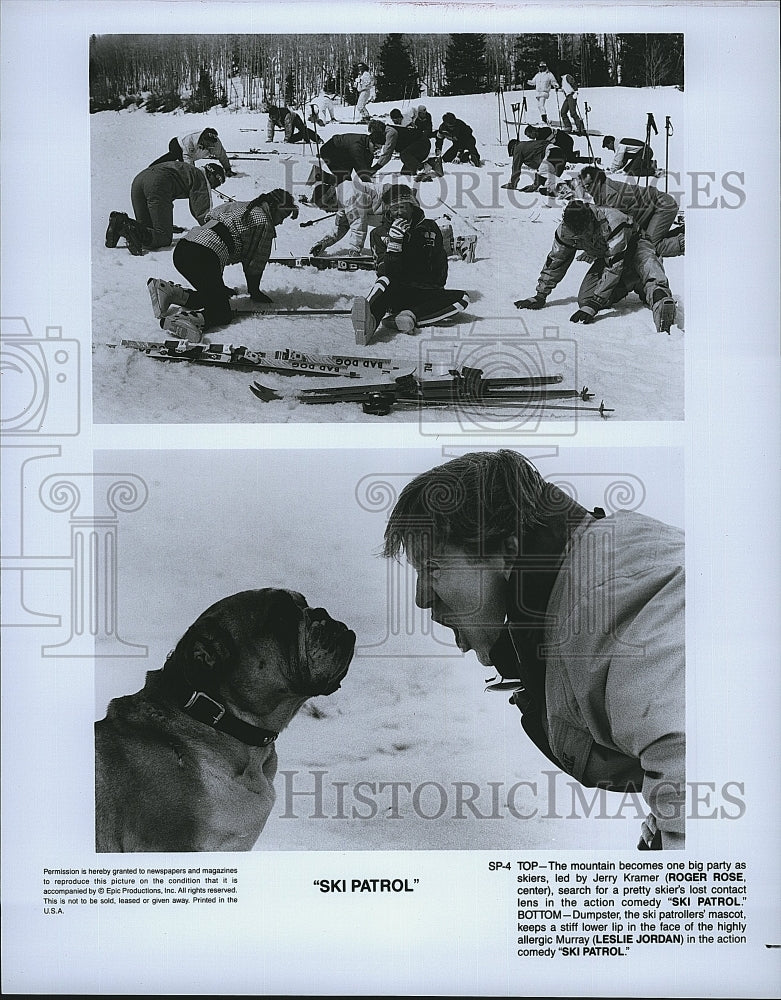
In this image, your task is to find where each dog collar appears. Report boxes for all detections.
[182,691,279,747]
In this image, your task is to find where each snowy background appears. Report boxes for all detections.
[95,445,685,852]
[91,85,685,423]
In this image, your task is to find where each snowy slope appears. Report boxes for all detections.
[91,86,685,423]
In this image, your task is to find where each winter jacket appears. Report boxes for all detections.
[609,137,647,173]
[131,161,212,226]
[585,175,678,234]
[266,105,304,143]
[535,204,640,314]
[320,133,376,181]
[177,130,231,174]
[369,205,448,288]
[372,124,428,169]
[434,117,476,154]
[495,509,685,848]
[318,172,383,254]
[181,198,277,293]
[528,70,559,95]
[355,70,373,96]
[560,73,579,97]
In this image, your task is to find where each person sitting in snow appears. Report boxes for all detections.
[501,124,575,193]
[351,184,470,344]
[513,199,677,333]
[262,98,320,145]
[145,188,298,343]
[434,112,481,166]
[105,161,225,256]
[309,170,383,258]
[602,135,656,177]
[149,127,233,175]
[576,165,684,258]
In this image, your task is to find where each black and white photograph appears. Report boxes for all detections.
[92,446,685,853]
[1,0,779,997]
[90,29,686,423]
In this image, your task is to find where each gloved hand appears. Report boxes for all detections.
[570,309,595,324]
[250,290,273,304]
[514,296,546,310]
[309,241,326,256]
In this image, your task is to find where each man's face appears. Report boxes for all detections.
[409,541,511,666]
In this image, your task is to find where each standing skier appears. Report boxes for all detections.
[354,63,374,122]
[150,127,233,175]
[527,61,560,123]
[513,199,677,333]
[351,184,469,342]
[105,161,225,255]
[146,188,298,342]
[559,69,585,134]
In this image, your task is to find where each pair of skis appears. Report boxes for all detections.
[250,366,614,417]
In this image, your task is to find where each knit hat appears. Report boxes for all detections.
[267,188,299,219]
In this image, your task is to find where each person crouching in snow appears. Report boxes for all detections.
[262,98,321,145]
[105,161,226,256]
[501,125,574,193]
[146,188,298,343]
[309,170,384,258]
[351,185,469,344]
[149,127,234,176]
[576,165,684,258]
[513,199,677,333]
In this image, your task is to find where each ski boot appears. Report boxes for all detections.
[105,211,128,248]
[651,288,676,333]
[160,309,206,344]
[147,278,191,319]
[351,296,377,346]
[385,310,417,334]
[121,217,145,256]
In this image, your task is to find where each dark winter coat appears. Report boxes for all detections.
[130,161,212,248]
[434,116,475,152]
[369,205,448,288]
[320,133,376,181]
[372,124,429,169]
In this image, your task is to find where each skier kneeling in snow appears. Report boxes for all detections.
[146,188,298,343]
[501,124,574,193]
[575,165,684,258]
[514,199,677,333]
[105,161,226,256]
[351,185,469,344]
[309,170,383,258]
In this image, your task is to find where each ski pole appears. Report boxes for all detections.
[299,211,337,228]
[664,116,673,193]
[554,87,562,124]
[213,188,237,203]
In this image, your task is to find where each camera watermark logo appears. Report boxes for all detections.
[1,317,147,657]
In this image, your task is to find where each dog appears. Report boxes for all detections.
[95,588,355,852]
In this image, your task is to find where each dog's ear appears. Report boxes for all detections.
[175,619,237,687]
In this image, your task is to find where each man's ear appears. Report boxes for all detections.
[501,535,519,578]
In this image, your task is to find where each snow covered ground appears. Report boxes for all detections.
[91,86,685,423]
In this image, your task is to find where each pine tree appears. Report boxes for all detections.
[513,34,560,85]
[375,34,418,101]
[444,34,489,95]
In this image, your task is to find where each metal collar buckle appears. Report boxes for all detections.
[184,691,226,725]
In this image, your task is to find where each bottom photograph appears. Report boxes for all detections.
[94,445,684,853]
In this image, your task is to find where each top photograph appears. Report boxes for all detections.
[90,31,686,425]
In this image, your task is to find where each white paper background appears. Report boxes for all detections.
[1,1,779,996]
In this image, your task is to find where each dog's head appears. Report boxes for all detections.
[166,589,355,729]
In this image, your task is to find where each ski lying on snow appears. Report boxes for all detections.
[116,339,441,377]
[251,366,567,404]
[268,256,374,271]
